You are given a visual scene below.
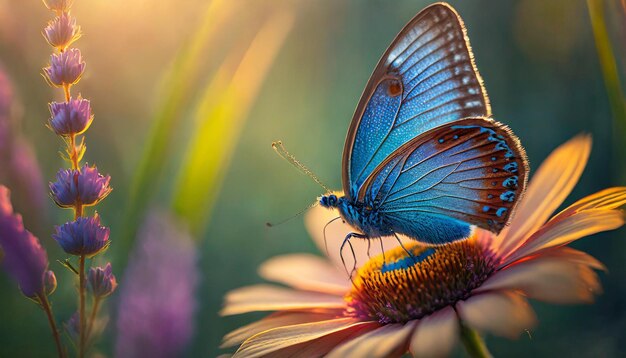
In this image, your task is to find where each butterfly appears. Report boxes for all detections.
[318,3,528,248]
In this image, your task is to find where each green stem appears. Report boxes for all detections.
[38,293,66,358]
[86,297,101,341]
[460,324,492,358]
[78,255,86,358]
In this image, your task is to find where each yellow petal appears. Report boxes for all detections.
[499,135,591,257]
[258,254,349,295]
[326,321,416,358]
[456,292,536,339]
[220,284,345,316]
[551,187,626,222]
[409,307,459,358]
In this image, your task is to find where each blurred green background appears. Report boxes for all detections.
[0,0,625,356]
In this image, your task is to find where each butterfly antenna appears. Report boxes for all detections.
[272,141,332,193]
[266,201,319,228]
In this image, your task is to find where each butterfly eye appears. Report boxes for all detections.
[386,79,402,97]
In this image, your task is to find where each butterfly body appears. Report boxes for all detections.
[321,194,391,238]
[317,3,528,247]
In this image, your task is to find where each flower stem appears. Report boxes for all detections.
[38,293,66,358]
[78,255,86,358]
[86,297,101,341]
[63,84,71,102]
[69,134,80,170]
[460,324,492,358]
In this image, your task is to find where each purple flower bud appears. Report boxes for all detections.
[48,98,93,136]
[43,0,73,12]
[0,186,49,298]
[43,13,81,50]
[52,214,110,257]
[43,48,85,87]
[88,263,117,298]
[44,270,57,296]
[49,164,111,208]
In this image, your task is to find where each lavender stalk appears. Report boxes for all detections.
[41,0,115,356]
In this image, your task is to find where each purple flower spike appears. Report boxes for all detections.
[48,98,93,136]
[0,186,49,298]
[43,13,81,50]
[49,164,111,208]
[115,209,198,357]
[43,48,85,87]
[43,0,73,12]
[52,214,110,257]
[88,263,117,298]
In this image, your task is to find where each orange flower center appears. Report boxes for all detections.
[344,236,495,324]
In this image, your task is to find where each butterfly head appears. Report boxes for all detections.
[319,194,339,208]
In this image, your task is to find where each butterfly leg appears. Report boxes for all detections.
[340,232,367,281]
[323,216,342,256]
[393,232,417,263]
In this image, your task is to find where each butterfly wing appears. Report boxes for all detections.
[343,3,490,199]
[361,117,528,245]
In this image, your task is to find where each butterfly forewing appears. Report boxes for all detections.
[360,117,528,244]
[343,3,490,199]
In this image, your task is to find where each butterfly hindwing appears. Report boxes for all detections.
[360,117,528,244]
[343,3,490,198]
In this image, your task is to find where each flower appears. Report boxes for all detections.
[115,209,198,358]
[88,263,117,298]
[49,164,111,208]
[0,186,49,298]
[52,214,110,257]
[43,13,81,50]
[221,136,626,357]
[43,48,85,87]
[42,0,73,12]
[48,98,93,136]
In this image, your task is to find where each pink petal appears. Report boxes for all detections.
[409,307,459,358]
[233,318,378,358]
[504,209,623,264]
[456,292,536,339]
[257,321,379,357]
[305,204,403,271]
[326,321,416,358]
[222,311,339,348]
[220,284,345,316]
[258,254,350,294]
[498,135,591,257]
[534,247,606,271]
[477,255,602,304]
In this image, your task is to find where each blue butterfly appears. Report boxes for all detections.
[318,3,528,247]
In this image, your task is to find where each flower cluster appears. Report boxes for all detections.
[41,0,116,356]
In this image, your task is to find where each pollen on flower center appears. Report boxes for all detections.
[345,236,496,324]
